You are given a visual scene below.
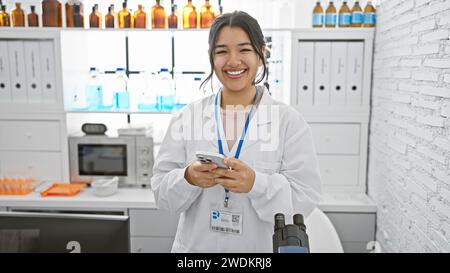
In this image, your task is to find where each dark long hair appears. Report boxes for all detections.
[200,11,267,92]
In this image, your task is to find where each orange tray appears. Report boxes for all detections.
[40,183,87,197]
[0,178,34,195]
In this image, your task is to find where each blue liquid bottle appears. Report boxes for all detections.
[114,68,130,110]
[158,68,175,111]
[85,67,103,110]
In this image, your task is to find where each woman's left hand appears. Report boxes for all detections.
[210,158,256,193]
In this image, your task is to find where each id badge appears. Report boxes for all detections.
[210,209,243,235]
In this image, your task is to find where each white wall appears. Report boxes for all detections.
[369,0,450,252]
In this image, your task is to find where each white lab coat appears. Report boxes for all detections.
[151,87,322,253]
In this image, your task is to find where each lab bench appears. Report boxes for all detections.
[0,188,376,253]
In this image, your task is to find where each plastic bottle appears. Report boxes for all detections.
[0,5,11,27]
[183,0,197,29]
[312,1,323,28]
[85,67,103,110]
[27,5,39,27]
[351,1,363,27]
[72,3,84,27]
[200,0,215,28]
[158,68,175,111]
[339,1,351,27]
[114,68,129,110]
[168,4,178,29]
[118,1,131,28]
[325,1,336,28]
[42,0,62,27]
[89,4,101,28]
[137,72,158,111]
[363,1,376,27]
[134,4,147,28]
[12,3,25,27]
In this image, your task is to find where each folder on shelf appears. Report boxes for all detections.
[0,41,12,104]
[330,42,347,106]
[313,42,331,106]
[24,41,43,104]
[8,41,28,104]
[296,42,314,106]
[346,42,364,105]
[39,41,57,104]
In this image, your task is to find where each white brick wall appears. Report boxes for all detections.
[369,0,450,252]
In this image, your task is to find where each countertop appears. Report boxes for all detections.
[0,187,376,213]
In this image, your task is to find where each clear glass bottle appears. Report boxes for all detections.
[89,4,101,28]
[168,4,178,29]
[85,67,103,110]
[134,4,146,28]
[339,1,351,28]
[351,1,363,27]
[325,1,336,28]
[0,5,11,27]
[118,1,131,28]
[114,68,129,110]
[152,0,166,29]
[158,68,175,111]
[363,1,376,28]
[312,1,323,28]
[42,0,62,27]
[12,3,25,27]
[200,0,215,28]
[183,0,197,29]
[27,5,39,27]
[72,3,83,27]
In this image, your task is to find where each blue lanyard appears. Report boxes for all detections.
[214,88,259,207]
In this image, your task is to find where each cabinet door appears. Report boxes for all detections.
[0,41,12,103]
[0,151,62,181]
[330,42,347,105]
[129,209,179,237]
[309,123,360,155]
[318,155,359,186]
[314,42,331,106]
[346,42,364,105]
[8,41,28,103]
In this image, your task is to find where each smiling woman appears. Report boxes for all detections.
[151,11,322,253]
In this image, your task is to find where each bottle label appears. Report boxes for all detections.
[339,13,351,26]
[364,12,376,25]
[325,13,336,25]
[352,12,363,24]
[312,13,323,26]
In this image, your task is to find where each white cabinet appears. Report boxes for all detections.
[310,123,360,154]
[129,208,179,253]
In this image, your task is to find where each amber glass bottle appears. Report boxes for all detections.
[12,3,25,27]
[325,1,336,28]
[200,0,215,28]
[105,5,115,28]
[152,0,166,29]
[312,1,323,28]
[42,0,62,27]
[168,4,178,29]
[27,5,39,27]
[183,0,197,29]
[0,5,11,27]
[119,1,131,28]
[134,4,146,28]
[338,1,351,28]
[89,4,101,28]
[73,3,83,27]
[363,1,376,28]
[65,0,74,27]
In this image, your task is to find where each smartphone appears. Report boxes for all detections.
[195,151,228,169]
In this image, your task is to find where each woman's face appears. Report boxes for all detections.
[213,26,262,94]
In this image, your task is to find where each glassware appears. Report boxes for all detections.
[114,68,129,110]
[200,0,215,28]
[85,67,103,110]
[363,1,376,28]
[42,0,62,27]
[339,1,351,28]
[72,3,84,27]
[183,0,197,29]
[312,1,324,28]
[134,4,146,28]
[118,1,131,28]
[351,1,363,27]
[152,0,166,29]
[12,3,25,27]
[27,5,39,27]
[0,5,11,27]
[168,4,178,29]
[325,1,336,28]
[89,4,101,28]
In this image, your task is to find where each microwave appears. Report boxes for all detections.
[68,135,154,187]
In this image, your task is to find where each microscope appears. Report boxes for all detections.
[273,213,310,253]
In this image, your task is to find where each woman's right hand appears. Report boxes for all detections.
[184,161,219,188]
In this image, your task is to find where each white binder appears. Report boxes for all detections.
[330,42,347,105]
[346,42,364,105]
[39,41,57,104]
[8,41,28,103]
[24,41,43,104]
[314,42,331,106]
[0,41,12,104]
[296,42,314,106]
